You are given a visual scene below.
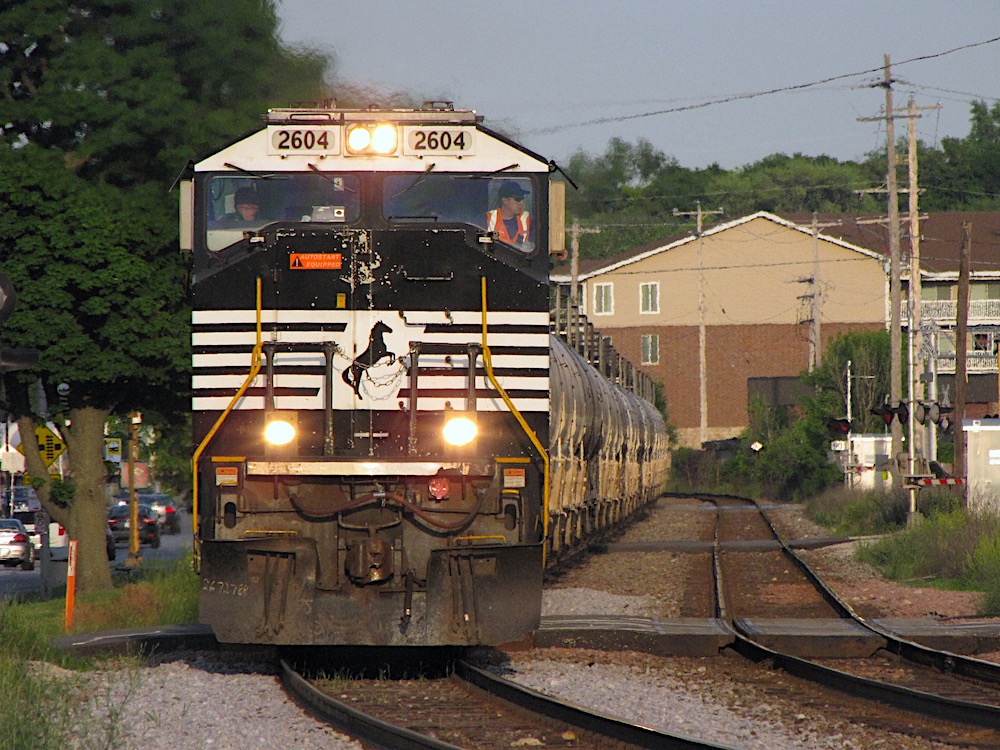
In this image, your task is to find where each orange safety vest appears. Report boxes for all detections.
[486,209,531,244]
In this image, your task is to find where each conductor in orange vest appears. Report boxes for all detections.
[486,181,532,248]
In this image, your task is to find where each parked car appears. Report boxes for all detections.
[149,498,181,535]
[107,504,160,549]
[12,510,69,562]
[8,486,39,514]
[115,489,179,534]
[0,518,34,570]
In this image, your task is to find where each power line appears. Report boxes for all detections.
[527,35,1000,136]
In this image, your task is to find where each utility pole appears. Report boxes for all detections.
[673,202,724,446]
[955,223,972,480]
[799,214,842,371]
[905,97,941,492]
[860,82,940,498]
[858,54,904,486]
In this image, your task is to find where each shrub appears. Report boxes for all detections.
[969,529,1000,615]
[805,486,908,536]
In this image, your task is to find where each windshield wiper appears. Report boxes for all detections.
[223,162,280,180]
[390,162,437,199]
[470,163,520,180]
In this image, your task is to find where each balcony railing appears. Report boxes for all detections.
[917,299,1000,324]
[908,300,1000,374]
[935,352,998,375]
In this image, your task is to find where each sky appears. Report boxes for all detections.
[275,1,1000,171]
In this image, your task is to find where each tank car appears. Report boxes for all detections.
[182,103,668,647]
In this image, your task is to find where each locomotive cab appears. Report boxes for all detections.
[185,104,564,646]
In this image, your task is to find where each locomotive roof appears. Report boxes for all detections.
[194,105,551,175]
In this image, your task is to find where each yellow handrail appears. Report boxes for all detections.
[479,277,550,565]
[191,278,264,566]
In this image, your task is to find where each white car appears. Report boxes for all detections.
[0,518,34,570]
[12,509,69,562]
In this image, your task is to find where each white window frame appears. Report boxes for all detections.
[593,283,614,316]
[640,281,659,314]
[641,333,659,365]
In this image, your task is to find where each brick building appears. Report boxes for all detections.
[555,211,1000,450]
[556,212,887,447]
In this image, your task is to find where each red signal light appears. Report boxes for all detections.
[826,418,852,434]
[871,404,893,426]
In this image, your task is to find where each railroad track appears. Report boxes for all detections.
[705,492,1000,734]
[280,656,734,750]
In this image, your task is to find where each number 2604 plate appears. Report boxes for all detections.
[267,126,339,155]
[403,127,475,156]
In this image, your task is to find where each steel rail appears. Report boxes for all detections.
[279,658,464,750]
[280,657,736,750]
[692,490,1000,729]
[453,660,733,750]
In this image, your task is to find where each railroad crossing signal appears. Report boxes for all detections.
[871,402,909,426]
[15,426,66,468]
[826,418,852,435]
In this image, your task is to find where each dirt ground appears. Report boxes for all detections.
[769,503,990,622]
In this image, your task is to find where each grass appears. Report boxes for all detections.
[0,554,200,750]
[804,486,1000,616]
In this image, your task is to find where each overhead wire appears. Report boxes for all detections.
[527,35,1000,136]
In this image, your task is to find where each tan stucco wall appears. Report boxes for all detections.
[583,216,886,329]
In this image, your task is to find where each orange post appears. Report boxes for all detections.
[64,539,78,631]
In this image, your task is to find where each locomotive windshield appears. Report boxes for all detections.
[204,173,361,251]
[201,172,537,254]
[383,174,536,252]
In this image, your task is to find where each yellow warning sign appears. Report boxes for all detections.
[15,426,66,467]
[289,253,342,270]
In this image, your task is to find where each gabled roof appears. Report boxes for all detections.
[552,210,1000,283]
[781,212,1000,278]
[552,211,884,283]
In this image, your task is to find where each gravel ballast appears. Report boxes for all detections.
[63,497,999,748]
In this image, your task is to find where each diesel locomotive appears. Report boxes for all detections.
[182,103,669,647]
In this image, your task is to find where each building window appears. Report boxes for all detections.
[594,283,614,315]
[640,281,659,314]
[641,334,659,365]
[923,284,952,301]
[972,282,1000,301]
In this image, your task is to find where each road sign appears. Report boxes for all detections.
[15,426,66,468]
[120,461,149,488]
[104,438,123,465]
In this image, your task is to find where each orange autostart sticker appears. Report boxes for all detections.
[289,253,342,270]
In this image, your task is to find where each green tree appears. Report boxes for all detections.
[0,147,187,592]
[805,329,892,434]
[924,100,1000,210]
[722,390,843,500]
[0,1,331,592]
[702,153,881,216]
[717,330,891,499]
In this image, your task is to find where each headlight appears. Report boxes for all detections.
[264,419,296,446]
[345,123,398,154]
[442,416,477,446]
